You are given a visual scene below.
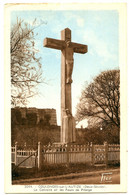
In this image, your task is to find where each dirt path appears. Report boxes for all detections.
[13,170,120,185]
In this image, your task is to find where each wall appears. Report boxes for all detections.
[11,107,57,126]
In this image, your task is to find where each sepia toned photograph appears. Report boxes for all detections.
[4,3,127,193]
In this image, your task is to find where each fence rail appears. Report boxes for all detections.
[11,142,120,169]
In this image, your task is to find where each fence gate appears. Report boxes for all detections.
[93,144,107,165]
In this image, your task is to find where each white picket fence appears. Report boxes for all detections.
[11,145,37,168]
[108,144,120,161]
[11,142,120,168]
[42,144,92,165]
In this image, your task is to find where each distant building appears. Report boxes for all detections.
[11,107,57,126]
[76,119,88,128]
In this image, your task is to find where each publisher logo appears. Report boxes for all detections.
[100,172,112,183]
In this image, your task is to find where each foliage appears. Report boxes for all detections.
[76,125,119,144]
[15,110,22,124]
[44,114,51,125]
[26,113,37,125]
[11,18,43,106]
[11,125,60,146]
[76,70,120,129]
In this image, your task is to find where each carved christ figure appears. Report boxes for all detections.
[66,41,74,84]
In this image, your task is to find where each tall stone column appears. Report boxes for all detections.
[61,28,76,143]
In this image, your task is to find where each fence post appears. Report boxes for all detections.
[91,142,94,166]
[104,141,108,167]
[15,142,17,166]
[66,144,69,166]
[38,142,42,170]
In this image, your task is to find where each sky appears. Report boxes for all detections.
[11,9,119,126]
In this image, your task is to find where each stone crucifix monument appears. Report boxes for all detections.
[44,28,88,144]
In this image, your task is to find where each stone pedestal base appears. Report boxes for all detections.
[61,110,76,144]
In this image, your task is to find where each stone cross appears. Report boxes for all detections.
[44,28,88,144]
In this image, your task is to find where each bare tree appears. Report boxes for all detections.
[76,70,120,129]
[11,18,43,106]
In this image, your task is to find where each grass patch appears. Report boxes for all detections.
[12,163,120,181]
